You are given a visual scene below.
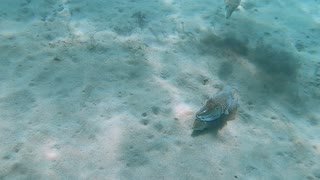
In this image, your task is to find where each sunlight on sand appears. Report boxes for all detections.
[43,139,60,161]
[153,76,181,100]
[162,0,174,6]
[174,103,194,119]
[69,20,96,42]
[100,113,124,156]
[237,56,258,75]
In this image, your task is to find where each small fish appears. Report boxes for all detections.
[224,0,241,19]
[192,86,238,130]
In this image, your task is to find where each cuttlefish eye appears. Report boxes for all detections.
[201,109,208,114]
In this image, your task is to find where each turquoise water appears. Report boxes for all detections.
[0,0,319,179]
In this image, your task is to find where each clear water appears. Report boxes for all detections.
[0,0,319,179]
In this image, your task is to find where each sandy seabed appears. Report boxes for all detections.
[0,0,320,179]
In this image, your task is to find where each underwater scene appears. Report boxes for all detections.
[0,0,319,179]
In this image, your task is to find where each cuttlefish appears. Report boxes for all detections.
[224,0,241,19]
[192,86,238,130]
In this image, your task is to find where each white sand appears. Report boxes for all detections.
[0,0,319,179]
